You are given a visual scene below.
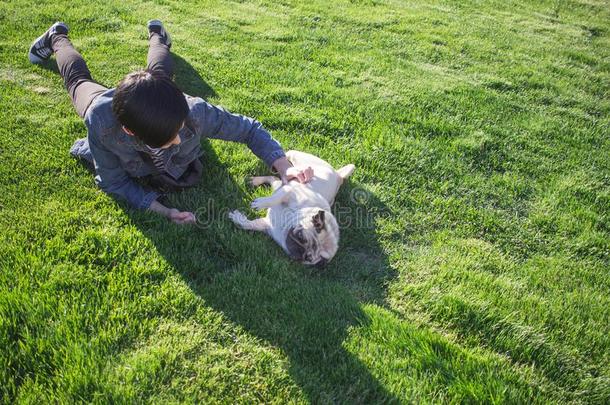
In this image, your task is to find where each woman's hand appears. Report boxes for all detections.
[167,208,197,225]
[149,200,197,225]
[272,156,314,185]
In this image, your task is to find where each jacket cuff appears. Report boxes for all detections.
[139,190,161,210]
[264,149,286,169]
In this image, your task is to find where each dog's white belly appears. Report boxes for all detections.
[302,166,342,204]
[284,151,343,204]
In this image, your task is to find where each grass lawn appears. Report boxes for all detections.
[1,0,609,402]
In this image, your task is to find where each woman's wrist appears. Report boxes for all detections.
[272,156,293,176]
[149,199,171,217]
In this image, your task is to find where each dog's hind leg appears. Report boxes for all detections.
[228,210,270,232]
[250,176,280,187]
[268,177,283,191]
[336,164,355,180]
[250,175,283,192]
[250,185,292,210]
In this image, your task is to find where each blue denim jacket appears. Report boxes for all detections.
[70,89,285,209]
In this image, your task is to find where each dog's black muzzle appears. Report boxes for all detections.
[314,258,328,269]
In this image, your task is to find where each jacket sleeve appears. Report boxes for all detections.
[192,99,285,168]
[85,112,160,210]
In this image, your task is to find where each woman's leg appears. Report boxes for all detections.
[146,20,174,78]
[51,34,107,118]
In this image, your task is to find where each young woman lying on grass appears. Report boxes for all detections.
[28,20,313,224]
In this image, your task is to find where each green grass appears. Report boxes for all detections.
[1,0,609,402]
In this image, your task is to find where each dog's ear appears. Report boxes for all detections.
[312,210,325,233]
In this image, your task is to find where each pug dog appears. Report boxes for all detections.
[228,150,355,266]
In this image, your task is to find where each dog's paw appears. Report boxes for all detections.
[250,197,268,210]
[249,177,263,187]
[228,210,248,226]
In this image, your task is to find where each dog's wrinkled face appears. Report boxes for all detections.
[285,209,338,267]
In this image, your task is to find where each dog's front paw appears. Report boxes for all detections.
[250,197,269,210]
[249,176,263,187]
[228,210,248,227]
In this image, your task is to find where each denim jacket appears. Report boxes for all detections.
[70,89,285,209]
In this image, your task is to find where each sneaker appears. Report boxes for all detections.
[28,21,69,64]
[147,19,172,48]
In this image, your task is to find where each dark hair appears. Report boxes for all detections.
[112,70,189,148]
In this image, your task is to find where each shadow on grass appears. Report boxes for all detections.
[38,58,60,74]
[173,54,217,100]
[122,53,400,402]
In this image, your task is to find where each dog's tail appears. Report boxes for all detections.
[336,164,355,180]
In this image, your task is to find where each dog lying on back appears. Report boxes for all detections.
[229,150,355,266]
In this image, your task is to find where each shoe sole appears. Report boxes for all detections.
[28,51,46,64]
[28,30,50,64]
